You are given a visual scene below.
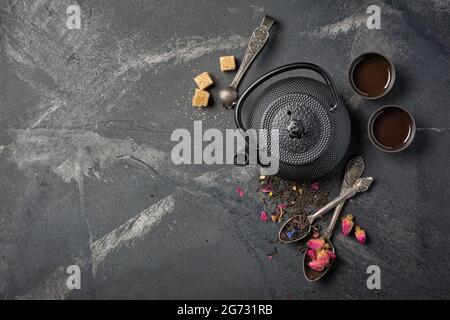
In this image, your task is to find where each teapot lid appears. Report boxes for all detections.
[260,93,332,165]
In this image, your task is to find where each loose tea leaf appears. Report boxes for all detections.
[257,176,329,241]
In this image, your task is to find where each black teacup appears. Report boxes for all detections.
[368,105,416,153]
[349,52,395,99]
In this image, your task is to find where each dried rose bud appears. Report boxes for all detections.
[308,249,331,271]
[316,249,331,263]
[260,184,274,193]
[308,260,325,272]
[307,238,325,250]
[310,181,321,191]
[260,211,268,222]
[307,249,316,260]
[341,214,354,236]
[307,245,336,272]
[355,226,366,244]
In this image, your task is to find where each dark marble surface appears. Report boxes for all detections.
[0,0,449,299]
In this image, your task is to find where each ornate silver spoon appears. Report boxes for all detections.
[219,15,275,108]
[278,176,374,243]
[303,156,365,282]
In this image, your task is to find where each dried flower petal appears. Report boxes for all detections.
[275,204,287,223]
[260,184,274,193]
[267,255,273,261]
[236,187,244,198]
[355,226,366,244]
[310,182,321,191]
[308,250,333,271]
[271,210,281,222]
[268,192,273,197]
[307,238,336,272]
[307,238,325,250]
[260,211,268,222]
[260,175,266,180]
[315,249,331,266]
[308,260,326,272]
[307,249,316,260]
[341,214,354,236]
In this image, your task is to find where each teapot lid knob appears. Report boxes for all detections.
[287,119,307,139]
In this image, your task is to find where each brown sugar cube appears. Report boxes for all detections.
[220,55,236,71]
[192,89,210,107]
[194,72,214,89]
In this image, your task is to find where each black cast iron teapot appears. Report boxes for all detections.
[234,62,351,181]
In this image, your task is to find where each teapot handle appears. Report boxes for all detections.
[235,62,339,131]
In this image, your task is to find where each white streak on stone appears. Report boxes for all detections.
[0,145,4,154]
[31,100,66,129]
[16,258,87,300]
[313,14,366,38]
[9,129,167,184]
[3,1,247,127]
[310,5,402,39]
[16,266,68,300]
[194,170,222,187]
[194,165,258,188]
[91,195,175,272]
[114,35,247,78]
[417,128,450,132]
[250,4,265,15]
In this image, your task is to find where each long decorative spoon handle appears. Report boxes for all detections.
[323,157,365,239]
[229,15,275,89]
[308,177,374,223]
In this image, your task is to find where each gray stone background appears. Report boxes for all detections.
[0,0,449,299]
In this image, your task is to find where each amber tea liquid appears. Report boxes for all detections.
[372,106,413,150]
[351,53,392,98]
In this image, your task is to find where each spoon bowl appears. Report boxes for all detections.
[219,86,238,108]
[303,238,335,282]
[278,215,311,243]
[302,156,365,282]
